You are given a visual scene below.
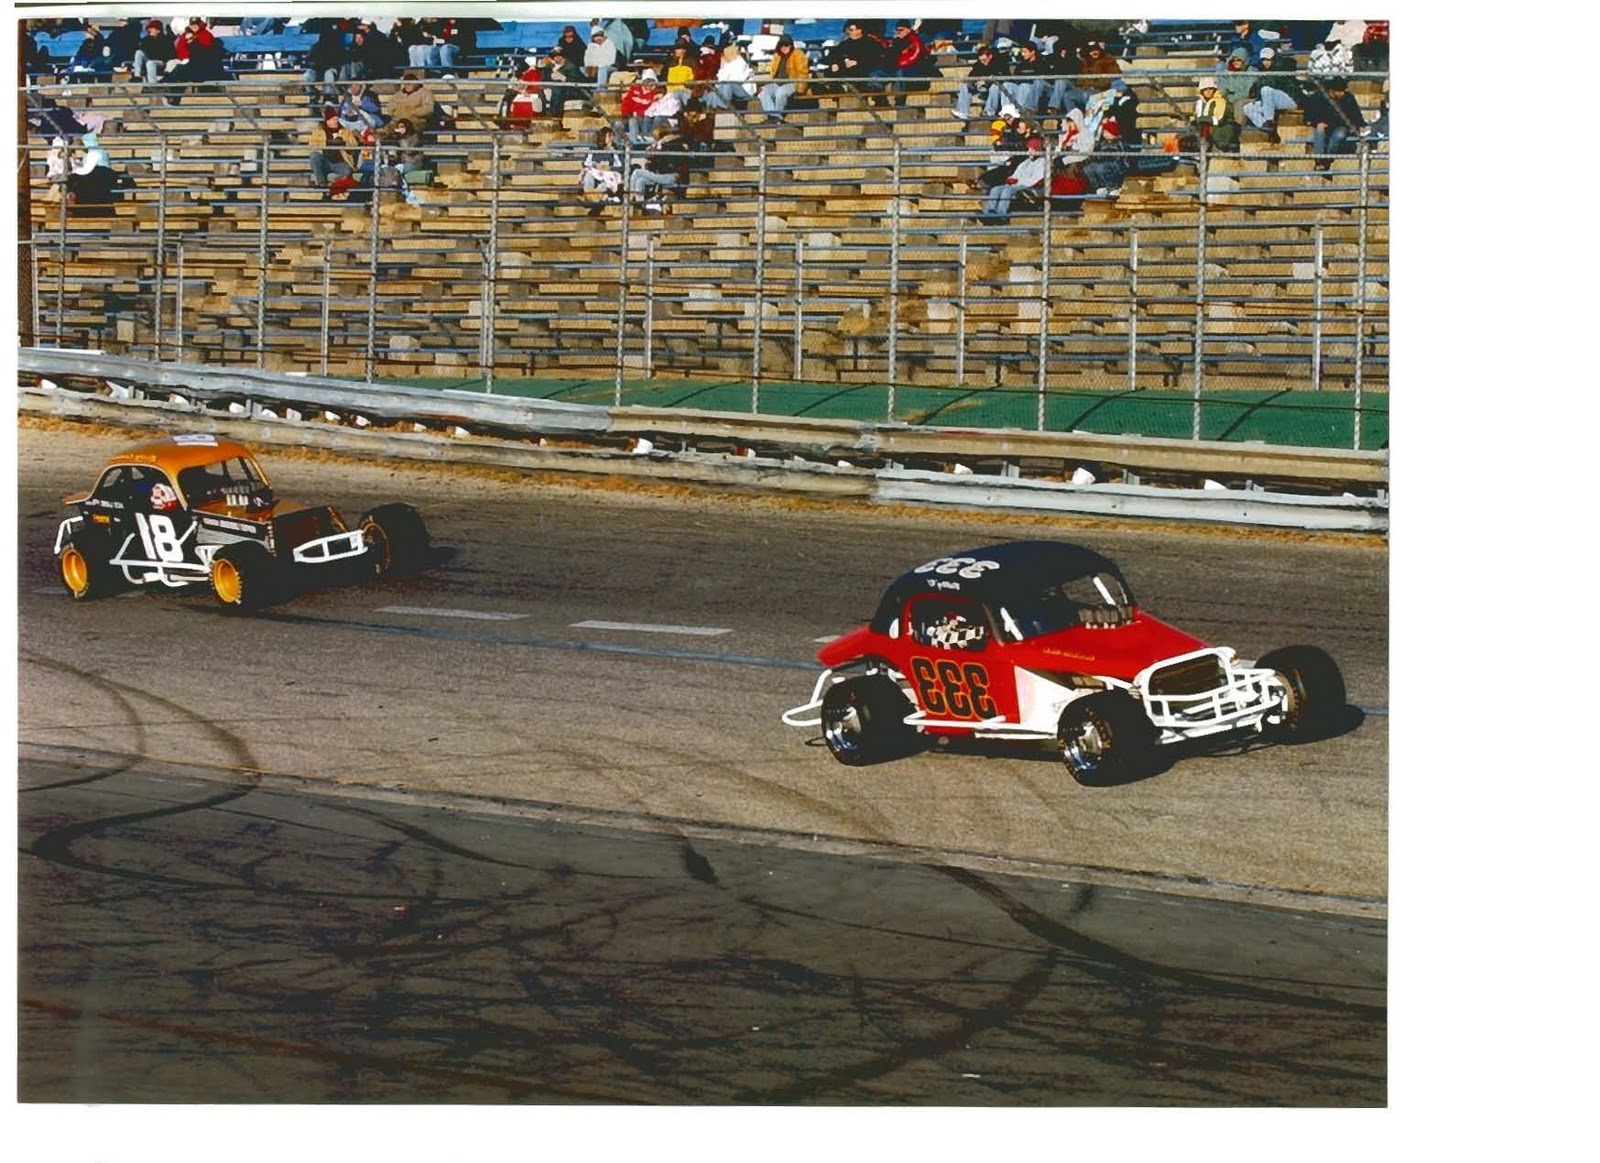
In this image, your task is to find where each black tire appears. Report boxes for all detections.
[820,674,917,766]
[1057,690,1155,786]
[58,532,126,601]
[359,503,430,577]
[209,541,279,612]
[1258,645,1346,741]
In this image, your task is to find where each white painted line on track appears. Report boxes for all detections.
[376,605,530,622]
[813,635,840,642]
[571,620,732,637]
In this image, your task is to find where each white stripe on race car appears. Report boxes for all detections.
[376,605,530,622]
[571,620,732,637]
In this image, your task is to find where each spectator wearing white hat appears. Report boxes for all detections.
[584,26,619,95]
[1191,76,1240,152]
[1241,46,1302,143]
[617,69,663,145]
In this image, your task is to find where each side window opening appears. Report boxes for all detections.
[908,596,990,652]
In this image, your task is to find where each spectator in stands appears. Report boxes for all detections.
[239,17,286,37]
[167,17,228,83]
[338,81,386,133]
[1077,40,1122,93]
[66,134,122,215]
[630,122,688,210]
[979,133,1048,223]
[1301,75,1364,172]
[953,42,1009,121]
[305,21,354,107]
[597,18,636,66]
[998,41,1049,117]
[23,31,54,82]
[308,107,358,191]
[1221,19,1275,67]
[553,25,588,72]
[758,34,811,122]
[389,71,442,133]
[388,18,427,68]
[28,96,89,139]
[350,20,404,82]
[1308,37,1355,77]
[1367,77,1389,140]
[1040,39,1089,119]
[500,55,545,125]
[823,20,891,106]
[580,126,624,212]
[68,25,115,81]
[664,43,697,98]
[694,36,723,86]
[106,18,142,68]
[1099,78,1141,146]
[1048,159,1092,212]
[618,70,663,145]
[585,26,619,96]
[1055,106,1096,168]
[133,20,177,85]
[1215,47,1255,126]
[542,51,588,127]
[703,43,756,111]
[1240,46,1301,143]
[1191,77,1240,152]
[1354,21,1388,72]
[888,19,939,107]
[412,18,469,71]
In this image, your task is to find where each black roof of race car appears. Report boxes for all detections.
[877,540,1128,609]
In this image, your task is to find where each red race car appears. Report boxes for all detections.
[783,540,1346,783]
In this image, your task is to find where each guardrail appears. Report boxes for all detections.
[17,348,1388,534]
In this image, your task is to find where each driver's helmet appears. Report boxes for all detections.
[924,608,986,651]
[148,481,180,512]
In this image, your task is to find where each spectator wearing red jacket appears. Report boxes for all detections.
[889,19,939,106]
[617,69,663,145]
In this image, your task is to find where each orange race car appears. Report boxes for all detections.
[53,434,429,611]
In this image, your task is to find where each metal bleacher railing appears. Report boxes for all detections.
[19,52,1389,453]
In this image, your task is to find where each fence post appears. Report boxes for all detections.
[1353,142,1370,450]
[614,140,633,407]
[154,137,168,361]
[956,233,968,387]
[364,140,381,383]
[1191,143,1209,441]
[1127,225,1139,392]
[1035,140,1054,432]
[887,142,901,420]
[257,138,270,369]
[752,141,768,413]
[792,236,804,382]
[645,235,657,378]
[175,241,186,361]
[485,136,502,392]
[1312,223,1325,393]
[55,181,66,346]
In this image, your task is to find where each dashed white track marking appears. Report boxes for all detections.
[571,620,732,637]
[376,606,529,622]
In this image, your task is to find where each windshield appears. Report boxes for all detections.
[177,456,267,504]
[996,570,1134,640]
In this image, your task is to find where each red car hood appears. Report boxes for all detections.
[817,612,1209,681]
[1001,612,1210,681]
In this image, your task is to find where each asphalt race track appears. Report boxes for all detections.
[15,420,1389,1105]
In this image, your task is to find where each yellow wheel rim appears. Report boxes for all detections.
[61,547,90,596]
[212,558,242,604]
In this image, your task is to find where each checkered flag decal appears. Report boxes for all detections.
[926,618,986,650]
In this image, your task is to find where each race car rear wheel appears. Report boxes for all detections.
[210,541,279,612]
[360,503,430,577]
[821,675,917,766]
[59,534,124,601]
[1057,691,1154,786]
[1258,645,1346,741]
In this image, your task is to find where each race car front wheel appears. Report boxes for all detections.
[821,675,917,766]
[359,503,430,577]
[210,542,279,612]
[1057,691,1154,786]
[1259,645,1346,742]
[59,535,124,601]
